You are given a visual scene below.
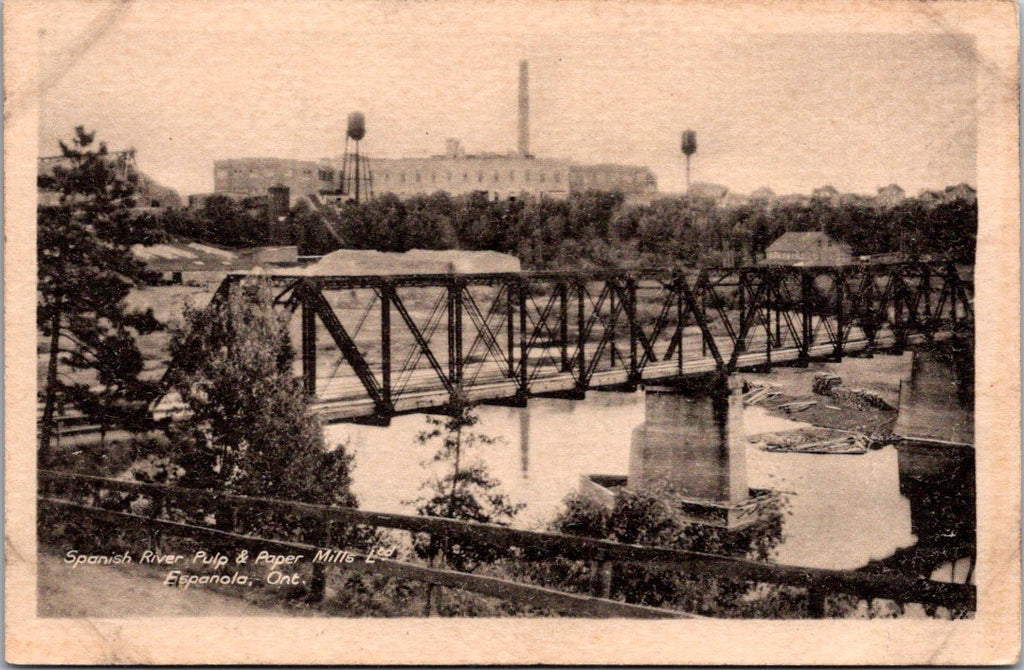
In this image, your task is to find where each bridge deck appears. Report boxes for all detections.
[311,333,910,423]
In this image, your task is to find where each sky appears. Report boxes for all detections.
[38,2,977,198]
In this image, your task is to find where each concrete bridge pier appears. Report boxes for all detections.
[894,339,974,446]
[624,373,772,528]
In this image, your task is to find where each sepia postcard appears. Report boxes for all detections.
[4,0,1020,664]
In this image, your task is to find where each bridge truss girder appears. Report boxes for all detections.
[196,262,972,424]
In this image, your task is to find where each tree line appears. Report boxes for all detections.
[155,187,976,268]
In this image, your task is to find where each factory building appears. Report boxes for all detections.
[206,60,657,205]
[335,139,572,200]
[213,157,335,205]
[215,142,655,204]
[568,163,658,196]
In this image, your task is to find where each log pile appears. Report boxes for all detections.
[762,433,870,455]
[810,372,894,411]
[812,372,843,396]
[830,387,895,411]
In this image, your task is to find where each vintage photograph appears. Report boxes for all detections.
[6,0,1020,664]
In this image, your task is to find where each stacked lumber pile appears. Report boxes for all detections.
[778,399,817,413]
[742,384,781,406]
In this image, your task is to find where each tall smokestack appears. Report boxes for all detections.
[518,60,529,158]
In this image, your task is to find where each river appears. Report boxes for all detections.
[326,390,926,571]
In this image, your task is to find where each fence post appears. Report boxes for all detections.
[599,559,613,599]
[425,535,440,616]
[589,553,613,599]
[807,586,826,618]
[307,520,330,603]
[147,491,164,553]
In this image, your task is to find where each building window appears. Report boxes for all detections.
[493,171,500,182]
[384,171,390,182]
[415,172,421,183]
[431,173,436,183]
[539,173,546,183]
[400,172,406,183]
[554,172,561,183]
[509,170,515,181]
[478,171,484,183]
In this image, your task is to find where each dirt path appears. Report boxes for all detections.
[37,552,309,617]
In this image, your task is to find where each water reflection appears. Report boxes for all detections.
[326,390,971,572]
[520,409,529,477]
[864,442,976,583]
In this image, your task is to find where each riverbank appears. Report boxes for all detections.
[741,353,910,440]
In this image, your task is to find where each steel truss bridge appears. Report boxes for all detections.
[195,262,972,425]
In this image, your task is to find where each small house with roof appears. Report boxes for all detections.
[764,231,852,266]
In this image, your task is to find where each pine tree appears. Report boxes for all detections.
[37,127,164,463]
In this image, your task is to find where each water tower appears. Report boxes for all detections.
[339,111,374,203]
[680,129,697,192]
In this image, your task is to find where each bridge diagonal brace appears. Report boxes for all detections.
[273,279,305,308]
[706,287,739,345]
[390,287,455,396]
[462,285,512,381]
[571,282,613,374]
[519,286,565,382]
[565,280,612,388]
[726,277,768,372]
[679,273,725,370]
[585,281,629,380]
[637,283,679,369]
[611,281,659,370]
[299,281,388,413]
[768,272,803,349]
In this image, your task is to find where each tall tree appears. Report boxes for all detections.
[167,280,357,510]
[37,127,164,463]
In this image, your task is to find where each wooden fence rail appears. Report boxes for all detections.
[39,469,975,613]
[40,498,689,618]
